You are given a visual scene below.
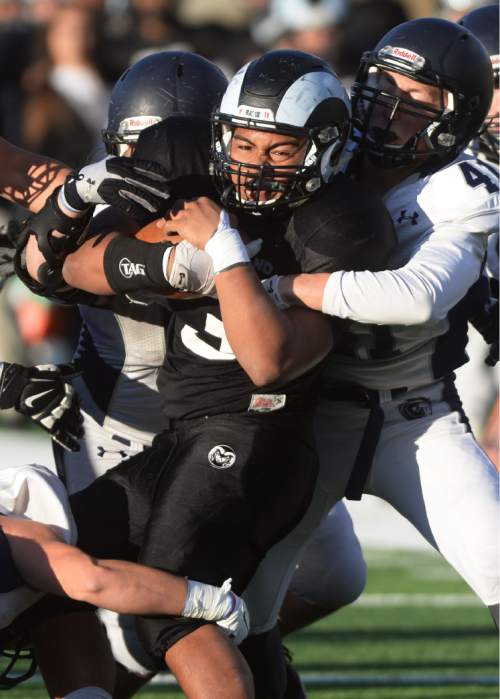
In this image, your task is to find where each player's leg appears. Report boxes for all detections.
[366,379,499,619]
[164,624,254,699]
[31,609,115,699]
[135,414,319,695]
[280,501,367,635]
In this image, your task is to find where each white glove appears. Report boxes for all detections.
[167,238,262,296]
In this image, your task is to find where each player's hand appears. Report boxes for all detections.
[0,362,84,451]
[164,197,222,249]
[61,156,171,225]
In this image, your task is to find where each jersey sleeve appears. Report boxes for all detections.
[322,220,492,325]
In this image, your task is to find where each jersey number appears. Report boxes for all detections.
[458,162,498,194]
[181,314,235,361]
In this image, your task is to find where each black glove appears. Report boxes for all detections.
[0,362,84,452]
[61,156,171,225]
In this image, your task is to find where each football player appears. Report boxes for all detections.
[262,18,499,628]
[28,50,394,698]
[0,463,249,695]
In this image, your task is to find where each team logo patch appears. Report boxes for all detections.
[378,45,426,72]
[398,397,432,420]
[248,394,286,413]
[208,444,236,469]
[119,258,146,278]
[237,104,275,122]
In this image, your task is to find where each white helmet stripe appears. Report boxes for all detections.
[275,71,351,127]
[219,63,251,117]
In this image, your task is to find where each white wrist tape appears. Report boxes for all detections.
[204,209,250,274]
[182,578,234,621]
[261,275,290,310]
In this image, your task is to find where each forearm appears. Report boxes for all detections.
[216,266,332,385]
[62,233,118,294]
[0,138,69,212]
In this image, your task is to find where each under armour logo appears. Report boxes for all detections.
[97,445,128,458]
[397,209,419,225]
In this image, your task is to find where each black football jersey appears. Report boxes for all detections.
[157,219,321,420]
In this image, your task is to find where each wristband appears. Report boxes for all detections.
[182,578,234,621]
[204,210,250,274]
[59,174,91,214]
[261,275,290,310]
[103,236,174,293]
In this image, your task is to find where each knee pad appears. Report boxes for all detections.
[62,688,111,699]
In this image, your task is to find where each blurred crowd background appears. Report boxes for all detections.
[0,0,496,446]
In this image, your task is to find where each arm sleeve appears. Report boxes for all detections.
[322,221,491,326]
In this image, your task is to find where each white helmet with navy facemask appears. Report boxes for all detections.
[210,49,351,215]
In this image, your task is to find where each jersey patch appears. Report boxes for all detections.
[248,393,287,413]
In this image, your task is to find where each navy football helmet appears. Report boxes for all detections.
[459,5,499,162]
[103,51,228,156]
[351,18,494,168]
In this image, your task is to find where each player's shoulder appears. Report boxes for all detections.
[417,151,499,223]
[285,174,395,273]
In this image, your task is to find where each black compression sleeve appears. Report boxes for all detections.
[103,236,174,293]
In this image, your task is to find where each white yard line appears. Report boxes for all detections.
[354,593,481,606]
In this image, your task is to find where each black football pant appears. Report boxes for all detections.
[70,412,318,667]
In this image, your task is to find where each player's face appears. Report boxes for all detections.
[366,69,445,152]
[485,86,500,136]
[228,127,308,204]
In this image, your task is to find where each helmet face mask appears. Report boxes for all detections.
[102,115,163,156]
[210,50,351,216]
[212,118,346,215]
[353,64,456,168]
[0,642,37,689]
[351,18,494,170]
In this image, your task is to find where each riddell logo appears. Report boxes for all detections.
[379,45,425,71]
[119,258,146,278]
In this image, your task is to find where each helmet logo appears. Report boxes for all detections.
[118,115,162,132]
[208,445,236,469]
[237,104,275,122]
[378,46,426,72]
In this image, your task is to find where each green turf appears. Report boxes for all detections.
[6,551,499,698]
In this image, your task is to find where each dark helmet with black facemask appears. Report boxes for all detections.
[351,18,494,169]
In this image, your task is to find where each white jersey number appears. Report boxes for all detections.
[181,314,235,361]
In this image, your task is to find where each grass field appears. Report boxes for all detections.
[7,550,499,699]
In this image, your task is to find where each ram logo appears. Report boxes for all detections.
[208,444,236,469]
[119,258,146,278]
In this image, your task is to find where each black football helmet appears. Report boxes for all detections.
[351,18,494,168]
[459,5,499,162]
[103,51,228,156]
[211,49,351,215]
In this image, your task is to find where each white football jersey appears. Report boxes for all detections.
[0,464,76,630]
[322,151,499,389]
[73,302,167,445]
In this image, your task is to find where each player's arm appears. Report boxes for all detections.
[1,516,248,642]
[0,138,69,212]
[272,219,495,326]
[164,197,333,386]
